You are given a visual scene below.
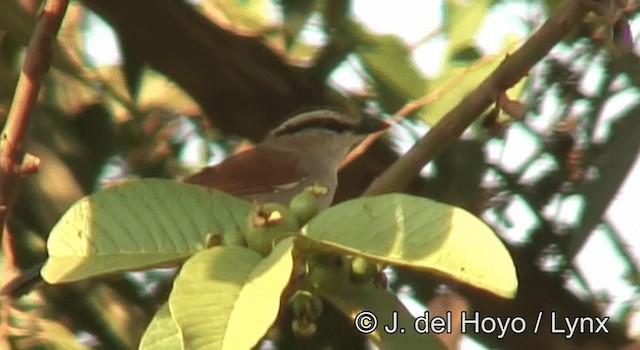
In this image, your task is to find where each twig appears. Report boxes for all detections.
[408,26,441,51]
[342,27,521,168]
[341,40,521,168]
[0,0,70,277]
[363,0,590,196]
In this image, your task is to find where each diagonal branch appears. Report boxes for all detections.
[0,0,70,271]
[364,0,590,196]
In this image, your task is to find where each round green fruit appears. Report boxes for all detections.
[244,203,299,255]
[307,254,350,290]
[349,256,378,285]
[222,230,246,246]
[289,191,320,226]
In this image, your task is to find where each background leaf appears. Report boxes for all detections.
[444,0,489,61]
[280,0,317,47]
[421,38,526,125]
[350,23,427,114]
[136,68,202,116]
[197,0,273,34]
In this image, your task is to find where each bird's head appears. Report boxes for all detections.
[263,110,389,161]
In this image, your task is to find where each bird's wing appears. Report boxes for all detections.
[182,146,306,196]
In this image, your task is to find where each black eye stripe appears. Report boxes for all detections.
[273,117,355,136]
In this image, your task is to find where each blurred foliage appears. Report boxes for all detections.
[0,0,639,349]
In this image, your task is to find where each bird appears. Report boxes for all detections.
[1,109,389,297]
[183,109,389,208]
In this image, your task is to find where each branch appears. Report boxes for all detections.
[81,0,327,141]
[0,0,69,269]
[364,0,590,196]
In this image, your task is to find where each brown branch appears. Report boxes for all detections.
[82,0,327,141]
[364,0,590,196]
[0,0,70,273]
[340,46,513,168]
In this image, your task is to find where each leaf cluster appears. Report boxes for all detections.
[36,179,516,349]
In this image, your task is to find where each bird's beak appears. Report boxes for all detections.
[356,117,391,134]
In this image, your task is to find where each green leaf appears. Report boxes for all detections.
[168,238,295,350]
[45,69,101,117]
[91,65,132,118]
[421,54,497,125]
[426,0,492,124]
[197,0,272,34]
[320,283,445,350]
[280,0,317,47]
[139,303,183,350]
[137,68,202,116]
[421,37,526,125]
[41,179,253,283]
[302,193,517,298]
[349,23,427,113]
[450,45,482,66]
[444,0,489,62]
[39,319,88,350]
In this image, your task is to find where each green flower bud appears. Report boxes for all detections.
[291,290,323,320]
[292,319,317,338]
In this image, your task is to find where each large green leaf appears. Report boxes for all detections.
[41,179,253,283]
[168,238,295,350]
[302,194,517,298]
[139,303,183,350]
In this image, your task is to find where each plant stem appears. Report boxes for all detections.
[0,0,70,274]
